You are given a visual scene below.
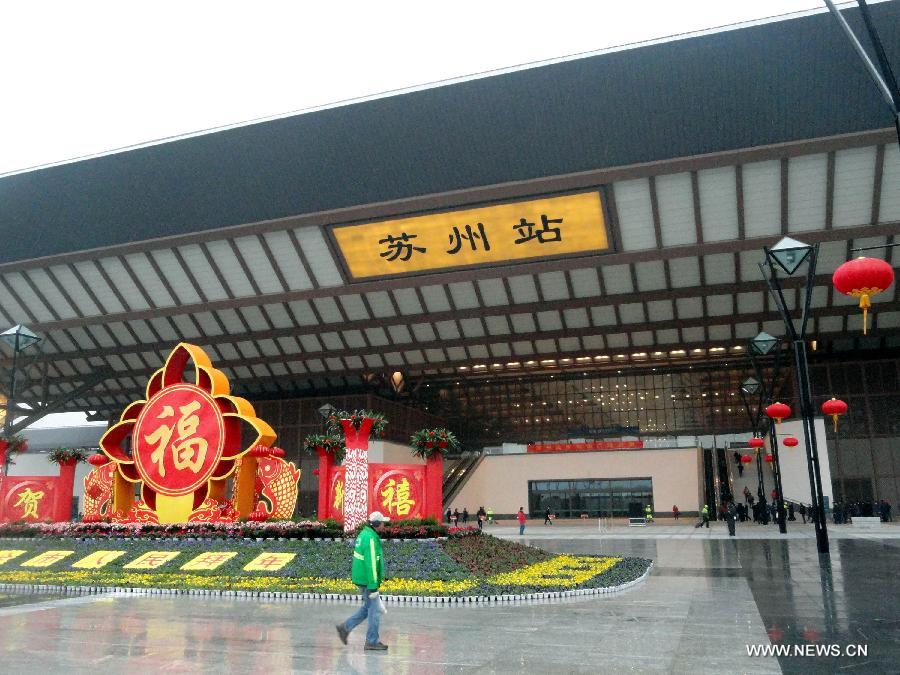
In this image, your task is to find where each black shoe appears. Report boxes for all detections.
[364,642,389,651]
[336,623,348,645]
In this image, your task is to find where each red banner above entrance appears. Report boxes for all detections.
[526,441,643,453]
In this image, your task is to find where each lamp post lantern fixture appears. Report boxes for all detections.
[1,324,42,476]
[739,348,788,535]
[760,238,829,553]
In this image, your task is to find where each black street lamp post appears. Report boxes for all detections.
[1,324,42,476]
[746,333,788,534]
[738,376,766,509]
[760,238,829,553]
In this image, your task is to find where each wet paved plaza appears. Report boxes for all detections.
[0,524,897,673]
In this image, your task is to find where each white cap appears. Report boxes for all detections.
[368,511,390,523]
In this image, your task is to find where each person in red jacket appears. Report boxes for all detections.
[517,507,527,535]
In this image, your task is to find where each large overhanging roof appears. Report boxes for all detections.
[0,5,898,420]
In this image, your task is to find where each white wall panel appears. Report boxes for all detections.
[73,261,126,312]
[27,269,79,318]
[338,294,369,321]
[364,291,395,318]
[538,271,569,301]
[124,253,177,307]
[647,300,674,321]
[459,318,485,338]
[476,278,508,306]
[613,178,656,251]
[262,231,312,291]
[879,144,900,222]
[618,303,645,324]
[175,245,228,301]
[787,154,827,232]
[742,160,781,237]
[97,258,150,310]
[420,285,451,312]
[448,281,479,309]
[569,268,601,297]
[667,257,701,287]
[832,146,876,228]
[294,227,342,287]
[703,253,736,285]
[634,261,666,291]
[234,236,283,294]
[507,275,539,304]
[563,308,590,328]
[601,264,633,294]
[698,166,739,242]
[204,242,254,298]
[312,297,343,323]
[656,173,696,246]
[392,288,423,315]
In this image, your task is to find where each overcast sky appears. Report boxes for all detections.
[0,0,863,177]
[0,0,873,428]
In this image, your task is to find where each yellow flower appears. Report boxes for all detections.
[487,555,620,588]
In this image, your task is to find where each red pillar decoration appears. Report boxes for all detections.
[424,452,443,521]
[341,418,374,532]
[55,458,78,521]
[316,446,332,521]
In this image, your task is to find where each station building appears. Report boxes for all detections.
[1,4,899,517]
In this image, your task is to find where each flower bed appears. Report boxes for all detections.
[0,519,462,541]
[0,533,651,598]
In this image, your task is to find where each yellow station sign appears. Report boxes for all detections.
[332,191,608,280]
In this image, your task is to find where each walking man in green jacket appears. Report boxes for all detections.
[336,511,389,651]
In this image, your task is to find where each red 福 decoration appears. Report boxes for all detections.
[821,397,848,432]
[782,436,799,448]
[748,438,765,449]
[765,402,791,424]
[740,454,752,464]
[832,257,894,334]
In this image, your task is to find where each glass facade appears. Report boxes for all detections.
[420,363,782,447]
[528,477,653,518]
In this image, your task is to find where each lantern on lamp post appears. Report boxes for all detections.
[821,398,848,433]
[832,257,894,335]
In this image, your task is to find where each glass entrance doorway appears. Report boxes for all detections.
[528,478,653,518]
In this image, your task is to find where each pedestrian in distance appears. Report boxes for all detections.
[644,504,653,523]
[336,511,390,652]
[743,486,751,504]
[476,506,486,530]
[695,504,710,528]
[517,506,527,535]
[544,507,553,525]
[672,505,679,520]
[453,508,460,526]
[445,507,452,524]
[486,507,494,525]
[462,507,469,524]
[726,501,737,536]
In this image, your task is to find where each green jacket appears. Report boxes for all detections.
[351,525,384,590]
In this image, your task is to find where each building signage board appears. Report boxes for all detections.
[527,441,644,453]
[331,191,608,280]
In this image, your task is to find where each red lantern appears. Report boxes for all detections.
[782,436,799,448]
[821,397,848,432]
[740,454,752,464]
[765,402,791,424]
[748,438,765,449]
[87,453,108,466]
[271,448,285,458]
[764,454,774,463]
[832,257,894,334]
